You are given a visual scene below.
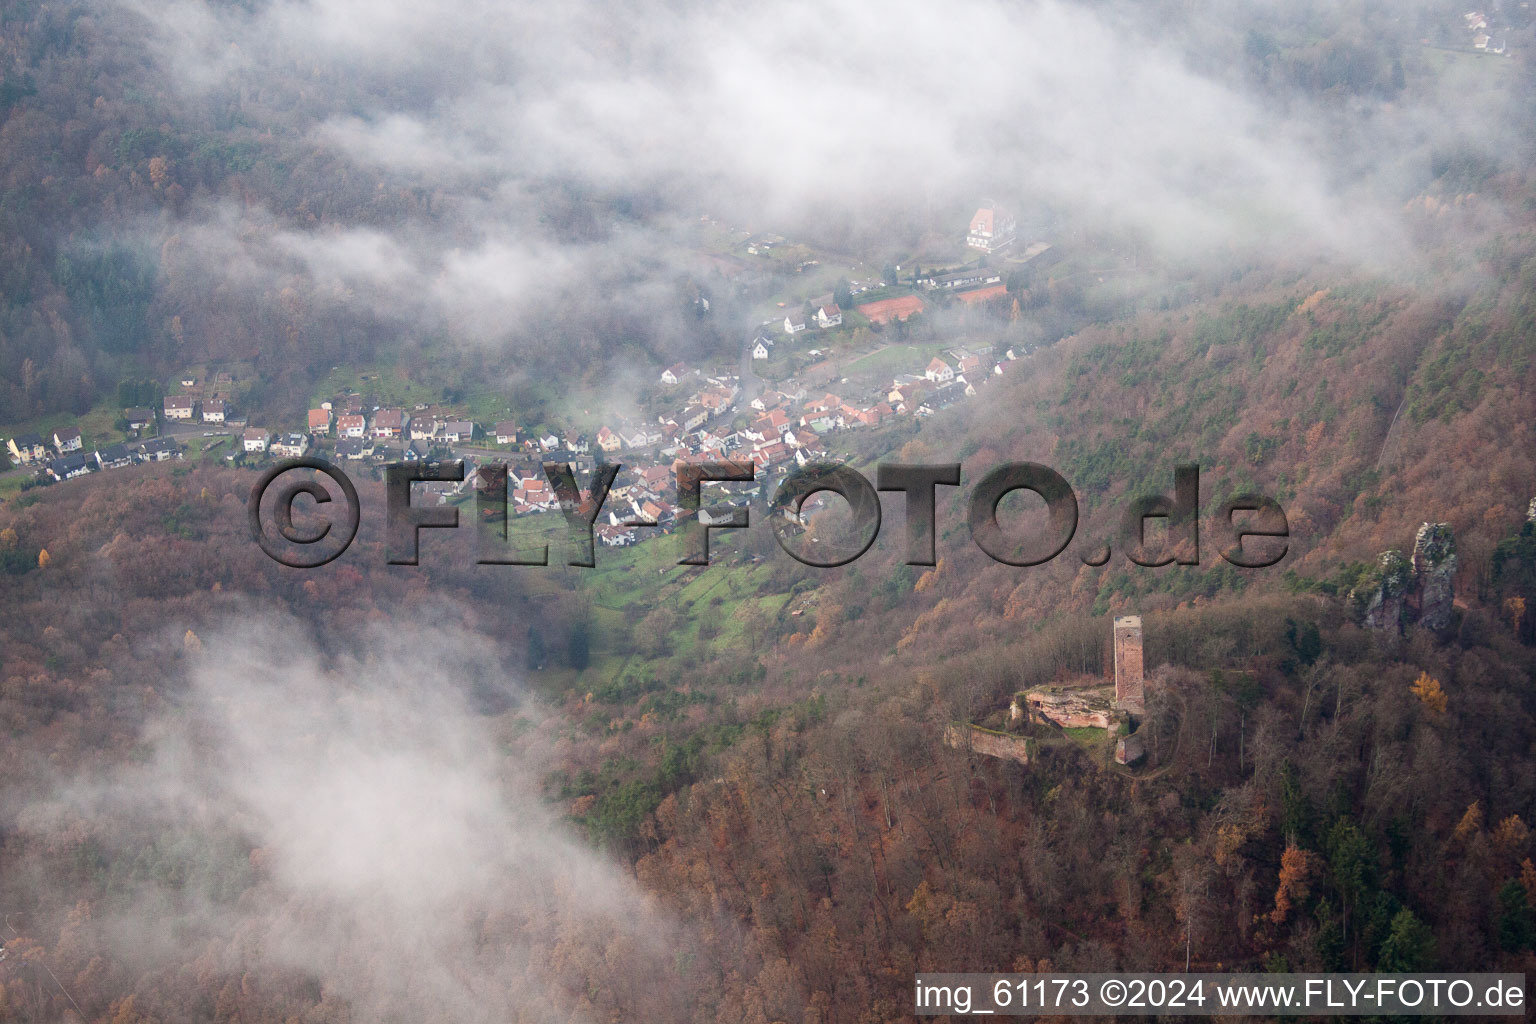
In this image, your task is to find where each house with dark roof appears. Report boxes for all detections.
[271,433,310,458]
[52,426,83,452]
[336,438,372,461]
[94,444,134,470]
[139,437,182,461]
[6,433,46,465]
[47,452,92,481]
[164,396,197,420]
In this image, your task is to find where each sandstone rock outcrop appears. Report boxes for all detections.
[1357,549,1412,634]
[1412,522,1457,631]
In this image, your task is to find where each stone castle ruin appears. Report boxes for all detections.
[953,612,1152,769]
[1113,615,1145,716]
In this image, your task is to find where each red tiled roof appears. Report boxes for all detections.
[856,295,926,324]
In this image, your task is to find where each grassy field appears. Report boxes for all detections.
[843,341,950,380]
[524,529,797,697]
[0,395,139,455]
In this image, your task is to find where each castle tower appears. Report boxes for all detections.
[1113,615,1145,715]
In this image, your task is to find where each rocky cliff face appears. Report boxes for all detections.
[1413,522,1457,631]
[1357,549,1413,635]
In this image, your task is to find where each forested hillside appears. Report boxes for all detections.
[2,222,1535,1017]
[3,0,1536,1021]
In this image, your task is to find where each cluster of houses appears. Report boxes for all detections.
[751,290,847,361]
[1464,10,1509,52]
[163,373,237,425]
[6,424,182,483]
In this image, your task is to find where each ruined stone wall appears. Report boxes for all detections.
[944,724,1033,765]
[1113,615,1145,715]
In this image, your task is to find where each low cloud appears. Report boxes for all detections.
[108,0,1529,360]
[17,615,705,1022]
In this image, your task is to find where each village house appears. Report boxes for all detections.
[164,396,197,420]
[966,205,1016,252]
[750,442,793,470]
[925,357,955,383]
[639,499,674,527]
[202,399,226,423]
[442,420,475,444]
[751,332,774,360]
[336,438,374,461]
[782,425,820,448]
[242,428,270,453]
[744,410,788,442]
[802,393,843,418]
[337,414,367,439]
[371,409,407,439]
[494,422,519,445]
[47,453,92,481]
[696,385,735,413]
[138,437,180,461]
[52,427,83,453]
[271,433,310,458]
[919,266,1005,291]
[853,402,892,427]
[308,409,332,434]
[918,381,970,415]
[94,444,133,470]
[751,390,793,412]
